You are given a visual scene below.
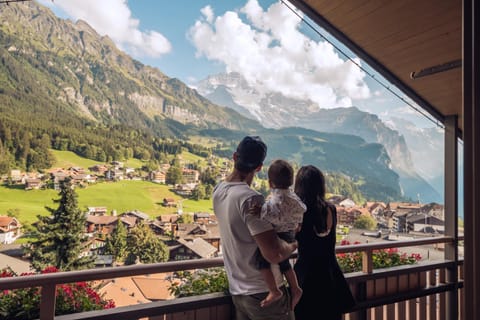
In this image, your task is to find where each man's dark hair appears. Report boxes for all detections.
[235,136,267,173]
[268,159,293,189]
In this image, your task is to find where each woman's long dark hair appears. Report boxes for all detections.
[294,165,328,233]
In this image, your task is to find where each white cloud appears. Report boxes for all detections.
[40,0,171,58]
[188,0,370,108]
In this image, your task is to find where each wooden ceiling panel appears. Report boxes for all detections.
[298,0,463,130]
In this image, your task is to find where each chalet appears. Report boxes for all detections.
[0,216,21,244]
[105,169,124,181]
[169,238,218,261]
[193,212,216,224]
[149,170,166,184]
[88,164,109,175]
[51,171,69,190]
[85,215,118,235]
[119,215,137,229]
[25,178,42,190]
[181,168,199,184]
[174,223,221,250]
[71,173,96,185]
[336,206,362,226]
[420,203,445,219]
[149,220,171,236]
[157,214,179,224]
[162,198,176,207]
[121,210,150,222]
[9,169,22,184]
[365,202,387,216]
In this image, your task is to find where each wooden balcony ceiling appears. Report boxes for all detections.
[293,0,462,130]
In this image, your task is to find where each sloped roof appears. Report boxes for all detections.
[86,215,118,225]
[177,238,217,258]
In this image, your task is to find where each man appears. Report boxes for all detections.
[213,136,297,320]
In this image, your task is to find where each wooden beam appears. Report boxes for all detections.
[462,0,480,318]
[444,115,459,320]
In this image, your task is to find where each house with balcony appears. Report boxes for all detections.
[25,177,42,190]
[181,168,199,184]
[0,216,21,244]
[148,170,166,184]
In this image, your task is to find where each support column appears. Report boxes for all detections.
[462,0,480,319]
[444,115,458,320]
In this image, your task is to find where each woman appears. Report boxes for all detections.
[293,165,355,320]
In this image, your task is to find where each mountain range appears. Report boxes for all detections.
[196,72,443,203]
[0,1,424,202]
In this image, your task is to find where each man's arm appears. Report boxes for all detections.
[253,230,297,264]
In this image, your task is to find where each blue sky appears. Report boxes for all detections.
[38,0,437,129]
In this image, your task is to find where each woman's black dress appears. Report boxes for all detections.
[294,202,355,320]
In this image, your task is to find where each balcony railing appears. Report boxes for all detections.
[0,236,463,320]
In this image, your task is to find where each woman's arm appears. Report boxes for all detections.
[314,206,333,237]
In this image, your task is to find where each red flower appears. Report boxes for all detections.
[41,266,59,274]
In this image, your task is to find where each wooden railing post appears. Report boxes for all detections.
[40,284,56,320]
[362,249,373,274]
[445,115,459,320]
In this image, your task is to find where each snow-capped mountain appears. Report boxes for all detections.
[196,72,443,203]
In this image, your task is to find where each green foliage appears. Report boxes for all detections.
[191,184,206,200]
[125,222,169,264]
[103,219,128,262]
[353,215,378,230]
[326,173,366,205]
[166,165,183,185]
[177,213,194,224]
[23,181,95,271]
[169,268,229,297]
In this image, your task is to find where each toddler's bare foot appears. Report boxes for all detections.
[260,290,283,307]
[290,287,303,310]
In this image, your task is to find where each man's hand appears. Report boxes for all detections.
[253,230,297,264]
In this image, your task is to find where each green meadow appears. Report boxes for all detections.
[0,181,213,224]
[0,150,214,224]
[51,149,145,169]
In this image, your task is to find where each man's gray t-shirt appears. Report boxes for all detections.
[213,181,283,295]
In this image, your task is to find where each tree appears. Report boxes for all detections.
[166,165,183,185]
[191,184,206,200]
[104,219,128,262]
[24,181,95,271]
[177,213,194,224]
[169,268,228,297]
[125,222,169,264]
[204,184,213,199]
[353,215,377,230]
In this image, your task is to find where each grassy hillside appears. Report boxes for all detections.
[51,150,103,170]
[51,150,145,169]
[0,181,212,224]
[0,150,214,224]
